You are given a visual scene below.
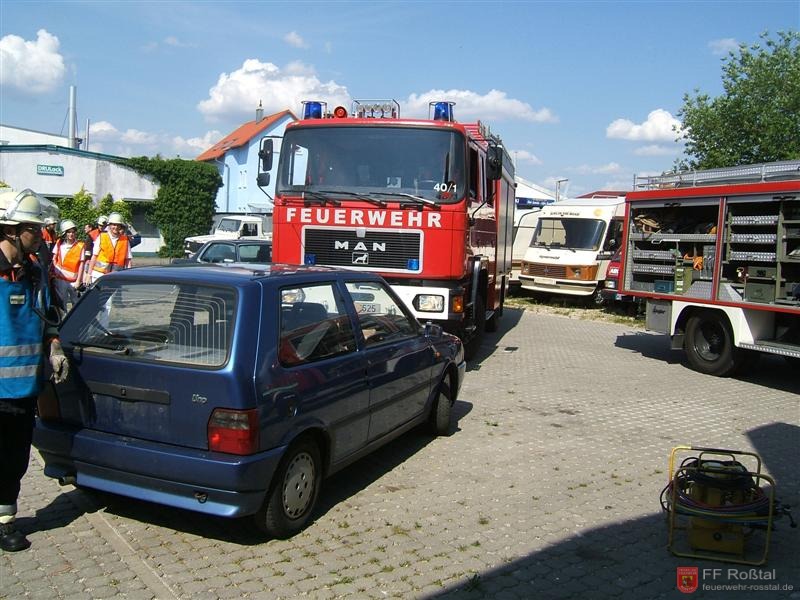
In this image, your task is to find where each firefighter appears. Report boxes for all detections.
[86,212,131,282]
[51,219,85,308]
[41,217,58,251]
[0,188,68,553]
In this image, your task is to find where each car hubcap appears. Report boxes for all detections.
[697,323,723,361]
[282,452,314,518]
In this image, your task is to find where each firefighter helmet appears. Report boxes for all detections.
[59,219,77,235]
[107,212,126,226]
[44,216,57,226]
[97,215,109,226]
[0,189,47,226]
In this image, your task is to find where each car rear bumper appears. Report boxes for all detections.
[34,419,286,518]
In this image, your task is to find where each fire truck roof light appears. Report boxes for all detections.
[431,101,455,122]
[302,101,325,120]
[352,99,399,119]
[333,106,348,118]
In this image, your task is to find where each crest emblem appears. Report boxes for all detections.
[676,567,698,594]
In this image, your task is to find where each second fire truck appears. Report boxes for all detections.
[258,99,516,357]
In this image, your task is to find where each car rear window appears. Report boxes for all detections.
[63,281,237,368]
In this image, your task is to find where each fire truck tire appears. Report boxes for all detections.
[428,379,452,436]
[464,295,486,360]
[685,312,742,377]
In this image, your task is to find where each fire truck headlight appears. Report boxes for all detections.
[414,295,444,312]
[605,280,617,289]
[304,254,316,265]
[451,295,464,313]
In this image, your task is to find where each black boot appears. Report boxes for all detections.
[0,522,30,552]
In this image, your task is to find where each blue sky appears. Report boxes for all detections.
[1,1,797,196]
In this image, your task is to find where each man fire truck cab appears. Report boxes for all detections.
[622,160,800,376]
[258,99,516,358]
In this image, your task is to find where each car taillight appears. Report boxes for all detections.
[608,265,620,277]
[208,408,259,455]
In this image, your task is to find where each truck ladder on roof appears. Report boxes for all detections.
[634,160,800,190]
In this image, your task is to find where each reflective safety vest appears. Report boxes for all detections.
[92,233,129,274]
[0,260,48,399]
[53,240,85,281]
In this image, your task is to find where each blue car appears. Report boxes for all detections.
[34,264,465,538]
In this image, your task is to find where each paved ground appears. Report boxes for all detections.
[2,308,798,599]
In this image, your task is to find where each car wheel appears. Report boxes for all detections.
[685,312,741,377]
[255,437,322,538]
[429,379,452,436]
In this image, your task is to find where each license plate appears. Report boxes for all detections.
[536,277,556,286]
[355,302,380,314]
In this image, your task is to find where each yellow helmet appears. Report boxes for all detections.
[0,189,47,226]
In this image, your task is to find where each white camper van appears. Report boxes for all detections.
[519,195,626,302]
[509,206,544,290]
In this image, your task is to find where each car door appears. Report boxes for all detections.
[263,282,369,463]
[343,280,435,441]
[198,242,235,263]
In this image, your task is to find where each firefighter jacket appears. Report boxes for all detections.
[92,232,129,274]
[0,254,54,399]
[52,239,85,282]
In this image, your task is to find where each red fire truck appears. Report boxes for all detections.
[258,99,516,357]
[621,161,800,376]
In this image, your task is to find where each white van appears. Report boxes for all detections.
[508,207,542,291]
[519,196,625,301]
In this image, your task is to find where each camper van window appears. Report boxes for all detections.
[532,218,607,251]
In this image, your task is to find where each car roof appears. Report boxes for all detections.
[113,263,380,286]
[202,239,272,246]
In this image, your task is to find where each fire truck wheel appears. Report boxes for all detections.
[464,295,486,360]
[685,312,742,377]
[428,379,452,436]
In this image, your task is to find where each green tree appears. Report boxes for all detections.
[676,31,800,170]
[124,157,220,257]
[54,186,97,231]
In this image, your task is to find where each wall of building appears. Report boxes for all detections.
[0,125,69,147]
[213,114,294,214]
[0,145,162,254]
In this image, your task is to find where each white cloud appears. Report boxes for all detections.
[709,38,739,56]
[164,35,194,48]
[511,150,542,166]
[88,120,221,158]
[284,31,308,49]
[0,29,65,94]
[606,109,681,142]
[634,144,677,156]
[197,59,350,123]
[405,89,557,123]
[570,162,623,175]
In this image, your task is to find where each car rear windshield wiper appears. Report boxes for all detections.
[316,190,386,207]
[366,192,438,208]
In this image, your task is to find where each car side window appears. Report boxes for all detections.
[201,243,235,263]
[239,244,272,263]
[278,283,357,367]
[344,281,419,346]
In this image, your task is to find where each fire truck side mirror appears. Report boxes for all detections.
[256,172,271,187]
[259,138,274,172]
[486,145,503,181]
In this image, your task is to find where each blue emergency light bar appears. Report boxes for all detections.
[302,101,325,119]
[430,101,455,122]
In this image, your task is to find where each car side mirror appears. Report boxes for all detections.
[424,321,443,338]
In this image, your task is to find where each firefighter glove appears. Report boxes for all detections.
[49,340,69,384]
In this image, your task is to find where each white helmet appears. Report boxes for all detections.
[44,216,57,226]
[59,219,77,235]
[0,189,46,226]
[97,215,109,226]
[107,212,126,226]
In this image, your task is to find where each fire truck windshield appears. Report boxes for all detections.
[277,126,466,204]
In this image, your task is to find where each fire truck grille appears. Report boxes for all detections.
[304,228,422,270]
[523,263,567,278]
